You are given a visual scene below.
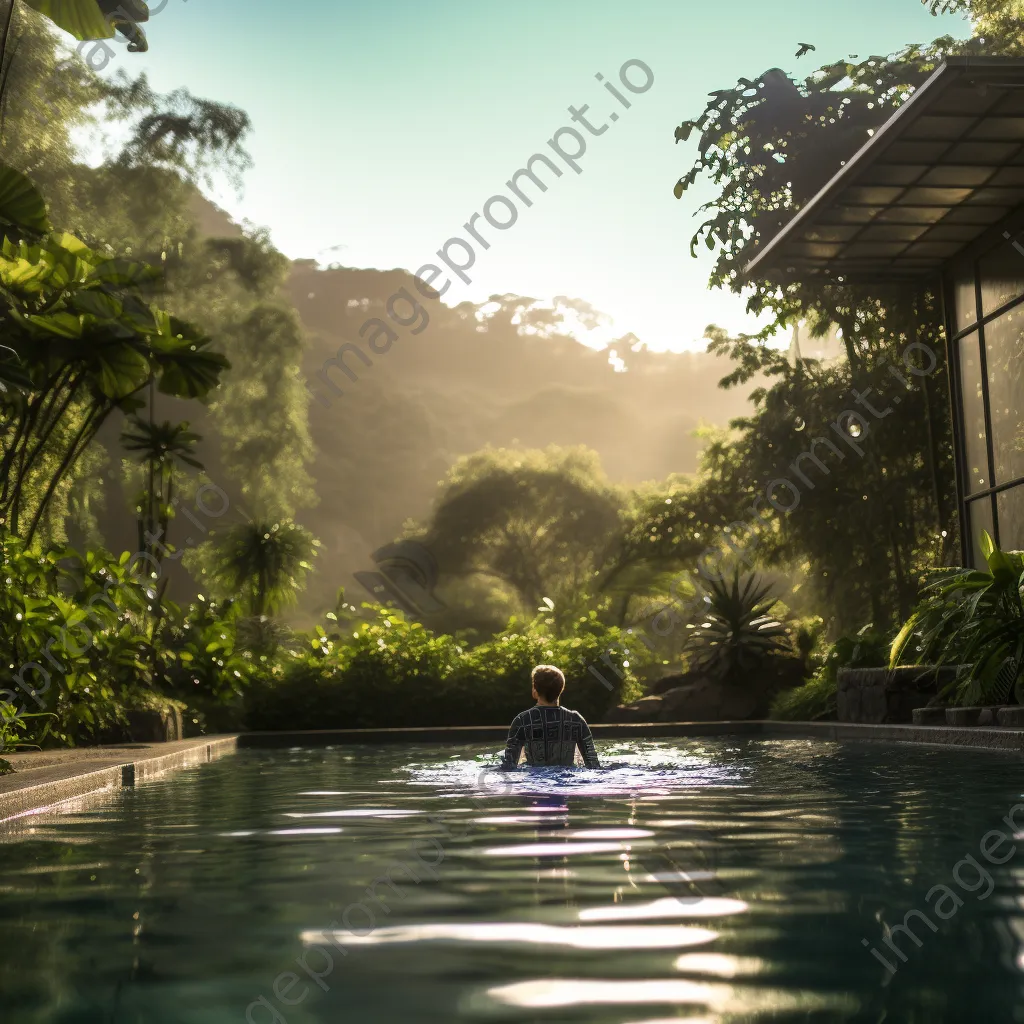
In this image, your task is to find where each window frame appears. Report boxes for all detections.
[945,220,1024,564]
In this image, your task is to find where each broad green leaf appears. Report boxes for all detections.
[85,259,162,288]
[22,0,114,41]
[987,541,1017,583]
[0,165,51,234]
[889,611,921,669]
[94,342,150,398]
[68,288,124,320]
[980,529,996,562]
[26,311,84,338]
[0,256,49,289]
[52,232,98,263]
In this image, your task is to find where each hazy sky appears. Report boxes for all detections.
[89,0,968,352]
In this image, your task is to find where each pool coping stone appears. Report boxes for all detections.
[0,735,237,823]
[5,720,1024,822]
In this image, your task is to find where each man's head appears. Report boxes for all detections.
[531,664,565,705]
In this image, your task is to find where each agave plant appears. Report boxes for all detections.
[684,569,791,681]
[890,531,1024,706]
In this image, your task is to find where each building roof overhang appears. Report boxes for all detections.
[744,57,1024,283]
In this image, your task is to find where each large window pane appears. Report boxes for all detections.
[953,270,977,332]
[959,332,989,493]
[983,307,1024,485]
[997,485,1024,551]
[980,229,1024,315]
[967,496,995,567]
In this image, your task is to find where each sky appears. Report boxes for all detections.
[85,0,970,352]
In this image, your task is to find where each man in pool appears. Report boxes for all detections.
[498,664,601,770]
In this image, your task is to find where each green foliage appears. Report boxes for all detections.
[769,672,837,722]
[199,517,319,618]
[244,606,646,730]
[684,570,791,682]
[154,596,264,733]
[0,164,51,235]
[0,697,52,755]
[891,532,1024,706]
[0,177,229,542]
[771,624,890,720]
[657,1,1001,633]
[639,346,954,634]
[411,446,690,637]
[0,11,312,543]
[0,528,152,748]
[0,527,272,748]
[21,0,116,43]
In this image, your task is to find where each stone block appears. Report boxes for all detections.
[837,666,958,724]
[997,706,1024,727]
[127,706,183,743]
[945,707,984,727]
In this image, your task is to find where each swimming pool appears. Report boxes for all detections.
[2,737,1024,1022]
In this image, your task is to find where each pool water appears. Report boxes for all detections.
[3,737,1024,1022]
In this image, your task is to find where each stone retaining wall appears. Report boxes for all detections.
[836,666,960,724]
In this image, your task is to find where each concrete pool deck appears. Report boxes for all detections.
[5,720,1024,822]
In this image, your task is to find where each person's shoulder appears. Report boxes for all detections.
[561,706,588,723]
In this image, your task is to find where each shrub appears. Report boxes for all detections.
[891,532,1024,707]
[244,607,646,730]
[771,625,890,721]
[0,531,152,750]
[0,530,267,749]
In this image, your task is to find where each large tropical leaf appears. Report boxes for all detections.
[91,339,151,398]
[21,0,114,41]
[25,310,84,338]
[68,288,124,320]
[892,531,1024,705]
[85,259,162,289]
[150,319,229,398]
[0,166,51,235]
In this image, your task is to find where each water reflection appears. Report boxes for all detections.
[3,740,1024,1022]
[303,921,719,949]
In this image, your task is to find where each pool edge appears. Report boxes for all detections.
[0,735,238,823]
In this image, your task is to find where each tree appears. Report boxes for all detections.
[0,8,314,560]
[0,166,228,544]
[121,416,202,567]
[410,446,691,636]
[203,517,318,618]
[655,0,1018,632]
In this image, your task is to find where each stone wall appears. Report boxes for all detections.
[836,666,960,724]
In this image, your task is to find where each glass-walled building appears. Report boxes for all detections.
[745,57,1024,566]
[949,231,1024,562]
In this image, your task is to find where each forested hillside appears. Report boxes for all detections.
[120,194,765,615]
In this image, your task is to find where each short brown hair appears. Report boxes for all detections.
[531,664,565,703]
